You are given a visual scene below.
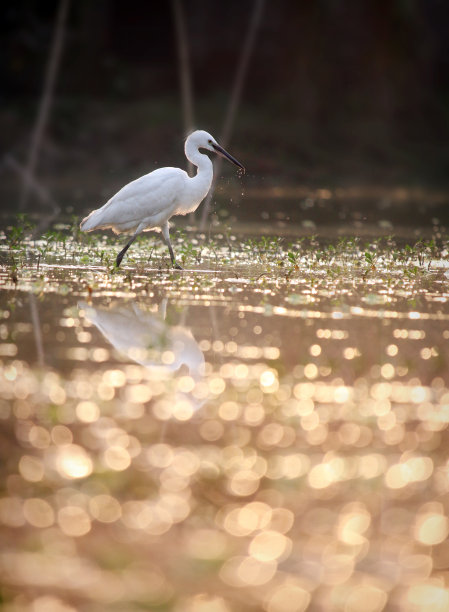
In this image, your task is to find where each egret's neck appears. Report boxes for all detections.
[185,140,213,175]
[184,141,213,192]
[177,140,214,215]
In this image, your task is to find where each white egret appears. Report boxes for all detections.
[80,130,244,269]
[79,300,206,412]
[79,300,204,379]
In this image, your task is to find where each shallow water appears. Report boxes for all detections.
[1,225,449,611]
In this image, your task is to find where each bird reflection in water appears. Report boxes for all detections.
[79,299,205,386]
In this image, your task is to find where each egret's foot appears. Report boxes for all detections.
[115,254,123,268]
[173,262,183,270]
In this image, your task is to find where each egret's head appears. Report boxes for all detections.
[187,130,245,171]
[187,130,218,152]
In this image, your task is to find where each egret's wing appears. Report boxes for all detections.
[105,168,185,216]
[82,168,187,232]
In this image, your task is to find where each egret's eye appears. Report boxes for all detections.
[208,139,213,144]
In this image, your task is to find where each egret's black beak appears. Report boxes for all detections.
[212,143,245,172]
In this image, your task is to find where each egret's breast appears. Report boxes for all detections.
[175,167,213,216]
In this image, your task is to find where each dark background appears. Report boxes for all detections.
[1,0,448,224]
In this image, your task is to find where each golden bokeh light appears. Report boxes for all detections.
[407,584,449,612]
[182,594,231,612]
[75,400,100,422]
[56,444,93,479]
[220,555,278,587]
[125,383,152,403]
[414,513,449,546]
[265,583,311,612]
[23,498,55,528]
[385,456,434,490]
[249,530,292,562]
[89,494,122,523]
[57,505,91,537]
[228,470,262,496]
[343,585,388,612]
[238,502,272,532]
[28,425,51,449]
[103,445,131,471]
[19,455,44,482]
[308,456,346,489]
[146,443,174,468]
[337,510,371,546]
[321,553,354,585]
[219,401,241,421]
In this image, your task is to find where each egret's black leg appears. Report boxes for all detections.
[167,241,183,270]
[161,223,183,270]
[116,234,138,267]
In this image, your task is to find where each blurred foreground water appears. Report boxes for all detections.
[0,224,449,611]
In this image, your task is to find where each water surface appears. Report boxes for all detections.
[1,226,449,611]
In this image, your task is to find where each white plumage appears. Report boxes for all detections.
[80,129,244,268]
[79,300,204,380]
